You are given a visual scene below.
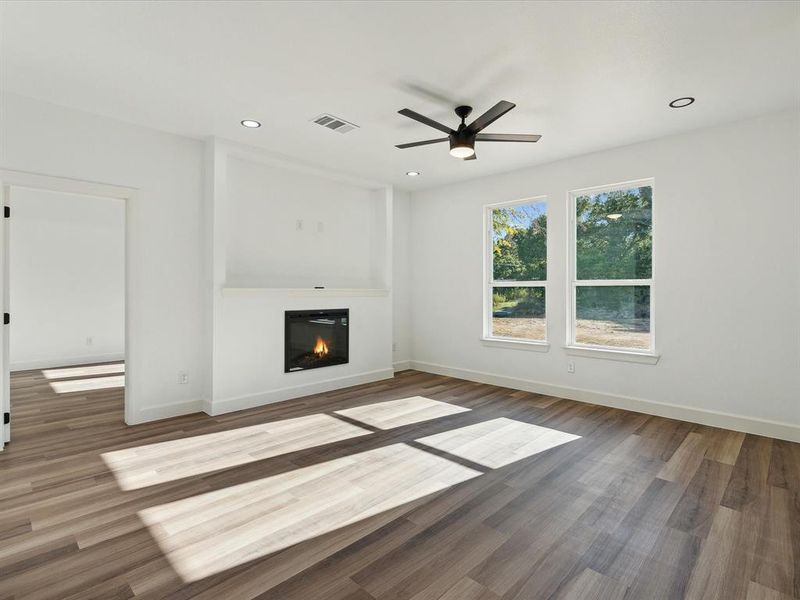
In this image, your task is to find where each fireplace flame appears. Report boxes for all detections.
[313,336,329,357]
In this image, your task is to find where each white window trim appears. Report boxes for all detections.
[563,344,659,364]
[566,178,660,362]
[482,195,549,348]
[481,337,550,352]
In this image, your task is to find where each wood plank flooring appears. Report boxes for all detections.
[1,365,797,600]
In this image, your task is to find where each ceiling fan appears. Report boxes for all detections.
[395,101,540,160]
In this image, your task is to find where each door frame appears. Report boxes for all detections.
[0,169,137,445]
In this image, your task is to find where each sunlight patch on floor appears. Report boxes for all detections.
[102,413,373,490]
[138,443,481,582]
[416,417,581,468]
[49,374,125,394]
[334,396,470,429]
[42,362,125,379]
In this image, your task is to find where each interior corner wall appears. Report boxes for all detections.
[9,188,124,370]
[407,109,800,439]
[392,189,412,367]
[1,92,207,422]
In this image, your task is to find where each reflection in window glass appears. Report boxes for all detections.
[575,186,652,280]
[575,286,650,349]
[492,203,546,281]
[491,287,546,341]
[487,199,547,343]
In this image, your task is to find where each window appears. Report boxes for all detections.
[568,180,654,352]
[485,198,547,343]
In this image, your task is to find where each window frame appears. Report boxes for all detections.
[566,178,657,358]
[483,195,549,349]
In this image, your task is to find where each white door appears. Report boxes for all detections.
[0,184,9,447]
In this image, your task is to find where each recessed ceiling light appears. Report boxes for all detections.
[240,119,261,128]
[607,213,622,221]
[669,97,695,109]
[406,171,421,177]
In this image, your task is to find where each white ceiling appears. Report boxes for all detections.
[1,1,798,190]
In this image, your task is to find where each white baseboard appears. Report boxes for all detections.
[129,398,204,425]
[393,360,412,372]
[202,397,213,416]
[409,360,800,443]
[11,353,125,372]
[208,368,395,416]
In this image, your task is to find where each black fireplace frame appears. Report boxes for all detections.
[284,308,349,373]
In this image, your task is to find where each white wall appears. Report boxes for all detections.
[3,91,796,439]
[1,92,207,422]
[10,188,124,370]
[207,143,394,414]
[409,110,800,438]
[226,157,384,289]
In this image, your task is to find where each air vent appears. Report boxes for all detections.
[312,113,359,134]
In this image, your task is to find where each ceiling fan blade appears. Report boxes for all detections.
[395,137,449,149]
[476,133,541,143]
[467,101,516,133]
[398,109,454,134]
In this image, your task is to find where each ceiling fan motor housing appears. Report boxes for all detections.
[454,105,473,121]
[449,128,475,149]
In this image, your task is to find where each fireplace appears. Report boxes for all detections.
[285,309,349,372]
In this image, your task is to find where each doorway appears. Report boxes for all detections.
[0,170,135,448]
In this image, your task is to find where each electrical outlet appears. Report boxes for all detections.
[567,361,575,374]
[392,342,397,352]
[178,371,189,385]
[296,219,304,230]
[317,221,324,233]
[86,336,93,346]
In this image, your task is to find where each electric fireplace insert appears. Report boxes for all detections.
[284,309,349,372]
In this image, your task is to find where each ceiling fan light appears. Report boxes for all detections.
[449,145,475,159]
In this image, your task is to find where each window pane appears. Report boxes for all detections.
[576,186,652,280]
[575,286,650,349]
[492,202,546,281]
[491,287,546,341]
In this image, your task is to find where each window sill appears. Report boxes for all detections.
[564,345,660,364]
[481,337,550,352]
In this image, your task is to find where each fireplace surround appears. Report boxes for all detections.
[285,309,349,372]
